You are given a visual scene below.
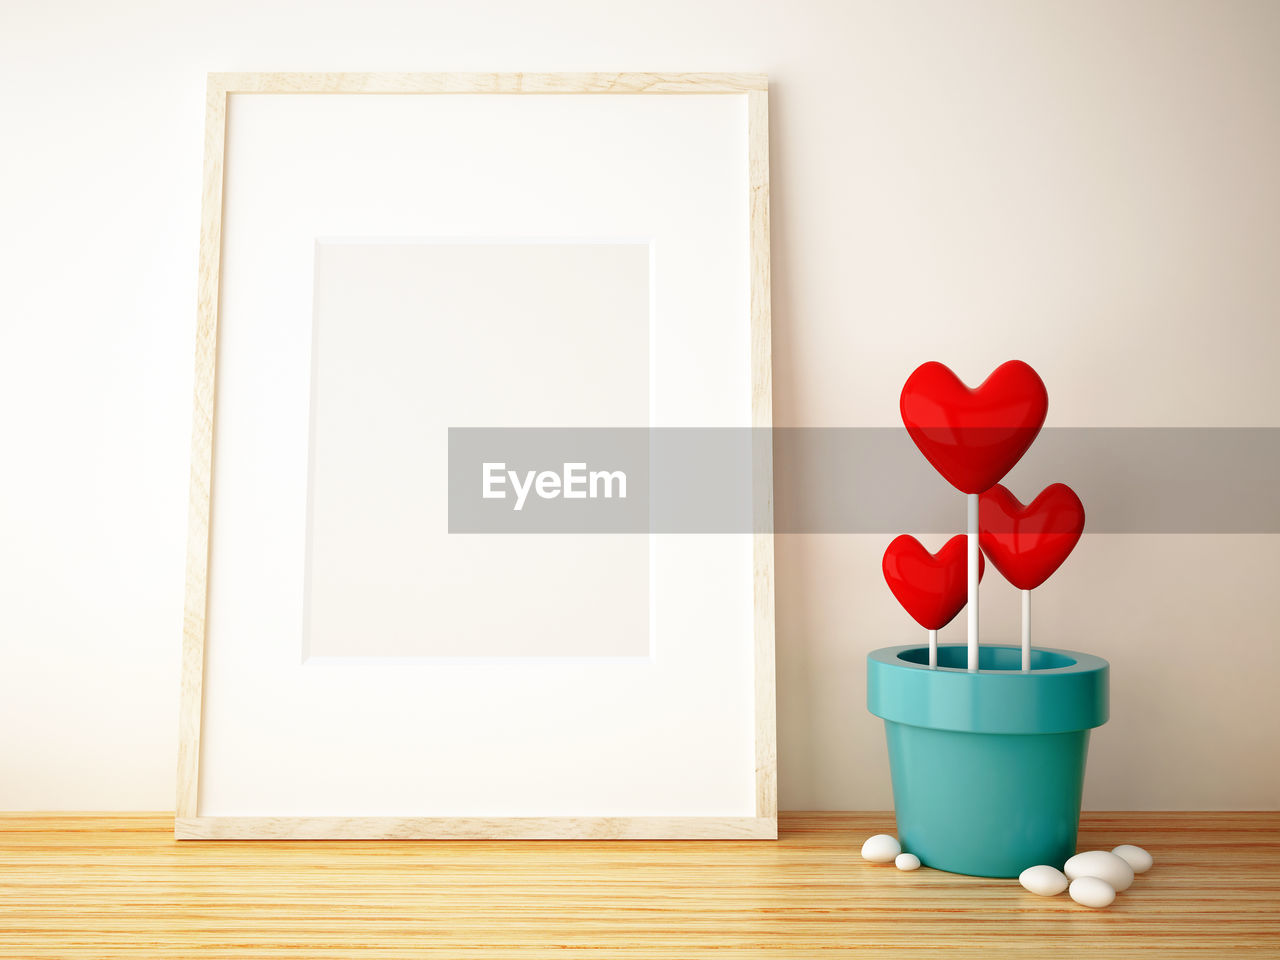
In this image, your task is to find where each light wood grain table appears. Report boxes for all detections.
[1,812,1276,958]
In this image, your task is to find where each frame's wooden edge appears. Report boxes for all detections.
[205,72,767,95]
[176,816,778,840]
[747,89,777,821]
[176,74,230,821]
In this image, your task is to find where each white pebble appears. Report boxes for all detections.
[1064,850,1134,892]
[1112,844,1153,874]
[860,834,901,862]
[895,853,920,871]
[1019,864,1069,896]
[1069,876,1117,908]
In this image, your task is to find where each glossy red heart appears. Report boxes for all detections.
[979,483,1085,590]
[900,360,1048,494]
[882,534,985,631]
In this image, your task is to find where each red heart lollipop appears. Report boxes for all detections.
[978,483,1085,590]
[882,534,985,631]
[900,360,1048,494]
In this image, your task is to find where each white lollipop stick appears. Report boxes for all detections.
[1021,589,1031,672]
[928,629,937,669]
[967,493,979,672]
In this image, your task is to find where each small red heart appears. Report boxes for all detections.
[882,534,985,631]
[900,360,1048,494]
[979,483,1085,590]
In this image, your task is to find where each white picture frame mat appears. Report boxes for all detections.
[198,90,759,819]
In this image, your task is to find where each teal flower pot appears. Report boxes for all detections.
[866,643,1109,878]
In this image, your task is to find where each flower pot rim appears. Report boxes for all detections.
[867,643,1109,734]
[870,642,1108,676]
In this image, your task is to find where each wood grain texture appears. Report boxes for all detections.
[209,71,768,94]
[3,812,1276,958]
[175,75,227,820]
[178,73,775,837]
[748,88,777,822]
[175,816,778,841]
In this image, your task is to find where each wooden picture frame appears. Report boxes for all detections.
[177,73,774,839]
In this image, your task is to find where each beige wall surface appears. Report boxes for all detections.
[1,0,1277,810]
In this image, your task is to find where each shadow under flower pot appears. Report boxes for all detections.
[867,643,1109,878]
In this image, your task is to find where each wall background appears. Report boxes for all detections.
[2,0,1277,810]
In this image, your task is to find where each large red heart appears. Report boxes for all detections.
[900,360,1048,494]
[882,534,985,631]
[979,483,1085,590]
